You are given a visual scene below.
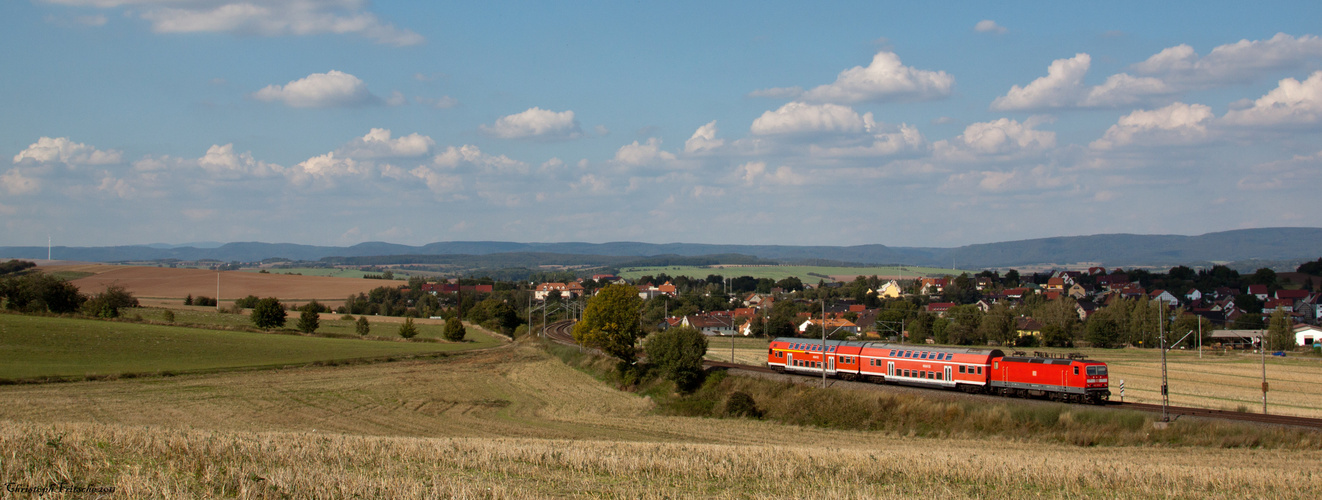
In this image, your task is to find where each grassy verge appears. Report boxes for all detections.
[0,312,500,381]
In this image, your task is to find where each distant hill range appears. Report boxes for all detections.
[4,227,1321,270]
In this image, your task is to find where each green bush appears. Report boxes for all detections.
[442,317,466,341]
[643,326,708,391]
[296,308,319,334]
[81,284,139,319]
[355,316,371,336]
[233,295,261,309]
[399,318,419,339]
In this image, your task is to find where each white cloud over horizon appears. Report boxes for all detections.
[800,51,954,103]
[480,107,583,140]
[252,70,379,108]
[46,0,424,46]
[974,20,1007,34]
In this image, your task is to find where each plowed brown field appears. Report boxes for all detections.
[49,264,388,304]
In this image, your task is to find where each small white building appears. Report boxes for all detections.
[1295,324,1322,347]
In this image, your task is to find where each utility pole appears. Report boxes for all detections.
[1160,303,1169,422]
[1262,329,1268,414]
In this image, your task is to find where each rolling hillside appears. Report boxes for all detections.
[4,227,1320,269]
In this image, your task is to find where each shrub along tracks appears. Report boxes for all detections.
[547,318,1322,431]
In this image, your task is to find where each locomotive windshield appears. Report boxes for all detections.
[1086,365,1108,376]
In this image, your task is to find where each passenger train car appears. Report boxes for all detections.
[767,337,1109,404]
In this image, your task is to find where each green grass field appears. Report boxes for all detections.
[135,307,462,340]
[0,313,501,380]
[618,264,967,283]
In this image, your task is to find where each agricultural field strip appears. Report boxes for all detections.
[0,313,501,380]
[3,344,1321,498]
[617,265,962,282]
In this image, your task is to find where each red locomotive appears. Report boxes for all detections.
[767,337,1110,404]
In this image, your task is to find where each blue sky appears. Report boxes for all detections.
[3,1,1320,249]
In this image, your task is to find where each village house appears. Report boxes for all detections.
[533,282,585,300]
[925,302,955,317]
[682,315,737,336]
[875,280,903,299]
[797,317,859,336]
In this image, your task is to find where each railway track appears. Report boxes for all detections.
[547,324,1322,430]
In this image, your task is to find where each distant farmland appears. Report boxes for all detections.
[50,264,390,304]
[618,264,966,283]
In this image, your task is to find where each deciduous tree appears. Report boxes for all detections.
[1267,309,1294,351]
[573,283,645,363]
[250,297,286,330]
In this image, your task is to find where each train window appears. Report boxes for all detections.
[1074,366,1080,375]
[959,365,965,374]
[977,367,983,374]
[936,372,942,380]
[1087,366,1108,376]
[920,352,927,359]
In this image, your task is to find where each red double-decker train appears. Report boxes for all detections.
[766,337,1110,404]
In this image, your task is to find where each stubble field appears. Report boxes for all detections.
[52,264,389,307]
[2,340,1320,498]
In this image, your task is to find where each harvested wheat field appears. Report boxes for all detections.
[2,340,1320,498]
[50,264,387,304]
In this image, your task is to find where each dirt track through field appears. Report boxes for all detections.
[52,264,389,302]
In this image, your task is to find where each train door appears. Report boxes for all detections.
[828,355,835,374]
[944,366,952,382]
[887,361,895,377]
[787,353,794,369]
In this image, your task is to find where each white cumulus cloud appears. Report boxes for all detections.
[12,136,121,165]
[991,54,1091,111]
[993,53,1177,110]
[750,102,874,136]
[197,143,283,177]
[974,20,1006,34]
[684,121,725,153]
[1090,102,1215,150]
[252,70,378,108]
[736,161,805,186]
[337,128,434,159]
[801,51,954,103]
[480,107,582,140]
[1221,71,1322,127]
[1133,33,1322,85]
[294,152,363,178]
[811,124,928,158]
[0,168,40,195]
[614,138,676,166]
[936,118,1056,160]
[53,0,423,46]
